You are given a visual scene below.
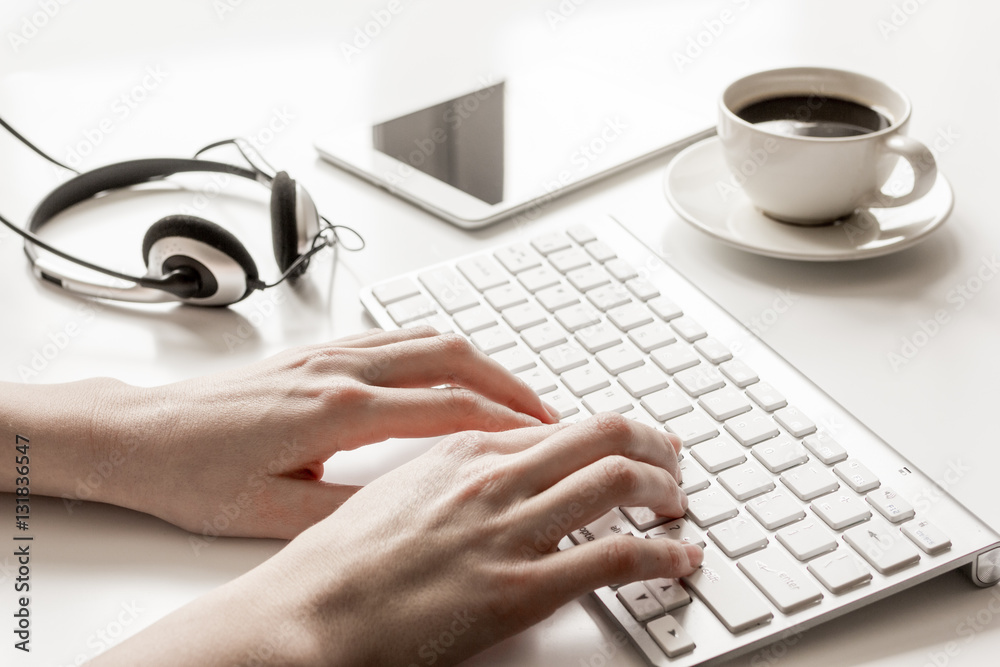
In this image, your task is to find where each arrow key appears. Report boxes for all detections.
[647,615,695,658]
[616,581,664,621]
[645,577,692,612]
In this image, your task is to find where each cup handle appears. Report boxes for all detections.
[862,134,937,209]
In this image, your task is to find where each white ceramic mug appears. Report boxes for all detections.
[718,67,937,225]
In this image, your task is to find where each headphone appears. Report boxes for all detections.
[0,118,363,307]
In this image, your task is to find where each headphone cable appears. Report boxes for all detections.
[0,115,80,174]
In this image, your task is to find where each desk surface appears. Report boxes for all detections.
[2,1,999,665]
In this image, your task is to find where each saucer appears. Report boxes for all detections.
[663,136,954,261]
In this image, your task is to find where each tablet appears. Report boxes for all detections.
[315,64,713,229]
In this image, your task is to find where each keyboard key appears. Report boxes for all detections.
[519,321,567,352]
[453,305,496,334]
[516,265,561,293]
[724,409,780,446]
[691,437,746,472]
[719,359,759,387]
[777,519,838,560]
[901,520,952,555]
[544,389,580,420]
[647,615,696,658]
[687,487,739,527]
[844,517,921,574]
[774,406,817,437]
[746,490,806,530]
[717,461,775,501]
[607,302,654,331]
[567,265,611,291]
[372,277,420,305]
[682,549,773,633]
[549,247,592,273]
[621,506,671,531]
[530,231,572,255]
[694,337,733,364]
[494,243,542,274]
[562,361,611,397]
[628,321,676,352]
[808,551,872,593]
[709,516,768,558]
[834,460,880,493]
[802,432,848,465]
[535,283,580,312]
[651,344,699,374]
[866,487,915,523]
[490,343,536,373]
[645,578,692,612]
[676,460,711,495]
[596,342,644,375]
[751,436,809,473]
[540,343,588,374]
[484,283,528,311]
[405,314,453,334]
[586,283,632,312]
[470,326,516,355]
[670,316,707,342]
[605,258,639,282]
[569,511,633,545]
[584,240,616,262]
[418,267,479,314]
[666,410,719,447]
[583,385,634,415]
[811,492,871,530]
[386,294,436,325]
[567,224,597,245]
[457,255,508,291]
[625,277,660,301]
[648,296,683,321]
[699,386,753,421]
[746,381,788,412]
[576,322,623,353]
[617,581,664,622]
[781,464,840,501]
[647,517,705,547]
[738,546,824,613]
[502,303,548,332]
[618,364,670,398]
[516,367,558,395]
[673,366,726,397]
[554,303,601,332]
[641,387,693,422]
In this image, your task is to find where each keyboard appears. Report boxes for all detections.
[360,216,1000,666]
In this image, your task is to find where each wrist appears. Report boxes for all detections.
[0,378,140,503]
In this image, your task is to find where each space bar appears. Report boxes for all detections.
[682,549,773,633]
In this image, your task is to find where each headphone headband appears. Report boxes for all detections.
[28,158,262,233]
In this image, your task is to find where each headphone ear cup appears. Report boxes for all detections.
[142,215,260,306]
[270,171,301,274]
[270,171,320,277]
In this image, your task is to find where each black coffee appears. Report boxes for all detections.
[736,95,892,138]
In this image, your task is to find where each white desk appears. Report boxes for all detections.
[1,1,999,665]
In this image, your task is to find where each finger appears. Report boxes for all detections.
[521,455,687,533]
[326,326,440,350]
[512,413,682,493]
[534,535,703,595]
[340,386,549,449]
[359,333,557,424]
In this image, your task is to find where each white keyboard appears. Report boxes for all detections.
[360,217,1000,666]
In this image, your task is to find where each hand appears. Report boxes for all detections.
[75,327,559,539]
[95,414,701,667]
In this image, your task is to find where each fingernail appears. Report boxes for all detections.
[542,401,561,422]
[684,544,704,569]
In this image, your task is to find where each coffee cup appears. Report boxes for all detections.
[718,67,937,225]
